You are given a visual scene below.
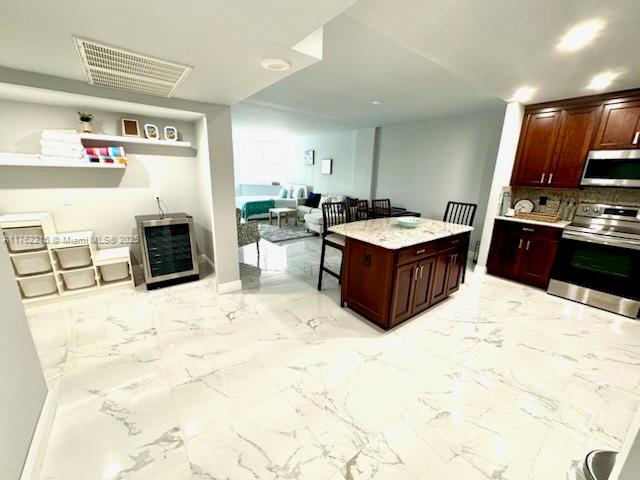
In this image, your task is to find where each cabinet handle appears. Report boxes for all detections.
[540,173,545,184]
[634,131,640,145]
[518,238,523,249]
[416,248,426,255]
[548,173,553,184]
[526,240,531,251]
[414,268,418,281]
[419,265,424,279]
[522,227,534,233]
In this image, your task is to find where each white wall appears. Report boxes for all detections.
[232,125,378,198]
[0,99,209,266]
[373,106,506,248]
[0,244,48,479]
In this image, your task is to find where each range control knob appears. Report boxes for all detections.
[593,207,601,213]
[583,205,590,212]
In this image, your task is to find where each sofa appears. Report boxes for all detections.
[235,184,310,220]
[298,194,346,235]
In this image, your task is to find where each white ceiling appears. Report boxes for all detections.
[0,0,358,105]
[347,0,640,104]
[235,14,503,133]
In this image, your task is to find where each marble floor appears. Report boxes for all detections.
[27,236,640,480]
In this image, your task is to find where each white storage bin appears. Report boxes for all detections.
[61,269,96,290]
[11,251,52,276]
[55,246,92,269]
[3,226,45,252]
[18,274,57,298]
[99,262,129,282]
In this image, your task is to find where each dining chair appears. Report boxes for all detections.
[318,202,348,305]
[346,199,369,222]
[443,201,477,283]
[371,198,391,218]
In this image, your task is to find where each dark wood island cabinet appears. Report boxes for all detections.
[329,218,471,330]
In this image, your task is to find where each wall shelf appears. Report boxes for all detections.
[0,153,125,169]
[79,133,194,150]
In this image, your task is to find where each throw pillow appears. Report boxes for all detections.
[345,196,359,203]
[305,192,321,208]
[279,187,288,198]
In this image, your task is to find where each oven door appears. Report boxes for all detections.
[551,234,640,302]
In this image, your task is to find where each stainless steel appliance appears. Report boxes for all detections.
[581,150,640,187]
[136,213,199,289]
[548,203,640,318]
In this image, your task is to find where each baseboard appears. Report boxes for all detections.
[217,279,242,294]
[20,391,56,480]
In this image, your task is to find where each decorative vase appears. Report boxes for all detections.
[80,121,93,133]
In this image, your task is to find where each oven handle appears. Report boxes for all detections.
[562,230,640,250]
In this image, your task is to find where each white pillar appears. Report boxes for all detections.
[207,108,242,293]
[476,102,524,269]
[611,407,640,480]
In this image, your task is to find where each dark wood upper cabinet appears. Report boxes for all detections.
[592,100,640,149]
[512,111,562,187]
[511,89,640,189]
[548,106,599,188]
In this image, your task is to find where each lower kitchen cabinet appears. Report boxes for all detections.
[341,232,470,330]
[487,219,561,289]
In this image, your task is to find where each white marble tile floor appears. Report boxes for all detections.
[26,236,640,480]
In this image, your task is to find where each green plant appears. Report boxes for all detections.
[78,112,94,122]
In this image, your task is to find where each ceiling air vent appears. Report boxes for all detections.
[74,37,192,97]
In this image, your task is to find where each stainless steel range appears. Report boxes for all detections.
[548,203,640,318]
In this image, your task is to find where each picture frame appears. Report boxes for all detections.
[143,123,160,140]
[164,126,178,141]
[321,158,333,175]
[121,118,140,137]
[304,149,315,165]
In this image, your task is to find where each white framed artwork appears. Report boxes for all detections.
[304,149,315,165]
[321,158,333,175]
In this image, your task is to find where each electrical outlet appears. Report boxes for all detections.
[154,192,161,200]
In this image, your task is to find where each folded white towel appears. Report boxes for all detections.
[41,130,82,143]
[40,140,85,151]
[41,147,85,158]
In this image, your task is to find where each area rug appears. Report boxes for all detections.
[259,222,316,243]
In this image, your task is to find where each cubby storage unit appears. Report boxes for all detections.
[1,213,135,303]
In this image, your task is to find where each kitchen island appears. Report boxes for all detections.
[329,218,472,329]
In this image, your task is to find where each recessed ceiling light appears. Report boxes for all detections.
[371,100,383,105]
[557,19,605,52]
[511,86,536,103]
[587,71,619,90]
[261,58,291,72]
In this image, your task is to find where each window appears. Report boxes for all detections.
[234,140,289,185]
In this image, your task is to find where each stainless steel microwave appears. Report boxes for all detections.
[581,149,640,187]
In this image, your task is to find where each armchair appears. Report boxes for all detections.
[236,208,260,254]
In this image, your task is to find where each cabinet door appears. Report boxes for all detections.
[412,257,435,314]
[592,100,640,149]
[516,237,559,289]
[512,111,562,186]
[390,263,417,327]
[446,249,465,295]
[429,251,451,305]
[549,106,599,188]
[487,223,522,279]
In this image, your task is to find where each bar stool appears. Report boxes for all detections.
[443,201,477,283]
[371,198,391,218]
[318,202,348,305]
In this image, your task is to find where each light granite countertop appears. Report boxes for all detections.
[495,215,571,229]
[328,218,473,250]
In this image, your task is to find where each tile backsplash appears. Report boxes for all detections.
[512,187,640,220]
